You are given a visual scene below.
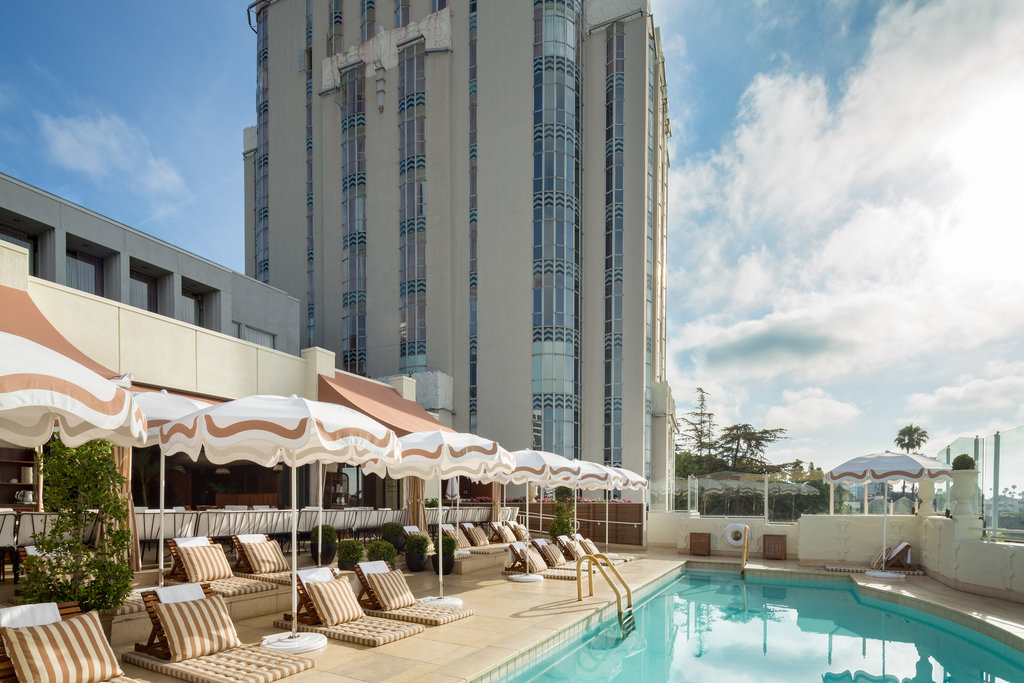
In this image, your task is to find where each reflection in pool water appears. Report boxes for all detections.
[509,571,1024,682]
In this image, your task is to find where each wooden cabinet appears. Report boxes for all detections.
[763,534,787,560]
[690,532,711,556]
[0,447,38,508]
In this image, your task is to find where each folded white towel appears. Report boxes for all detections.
[0,602,60,628]
[156,583,205,604]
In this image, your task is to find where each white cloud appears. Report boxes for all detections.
[669,0,1024,386]
[765,388,860,434]
[35,111,189,215]
[907,363,1024,424]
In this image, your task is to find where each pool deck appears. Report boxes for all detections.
[117,548,1024,682]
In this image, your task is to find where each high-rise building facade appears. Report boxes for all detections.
[243,0,675,506]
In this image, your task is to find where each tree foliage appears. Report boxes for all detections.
[22,436,133,612]
[548,486,575,538]
[894,424,929,453]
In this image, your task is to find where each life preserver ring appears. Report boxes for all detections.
[724,523,747,547]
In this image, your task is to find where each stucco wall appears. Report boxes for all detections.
[798,513,923,566]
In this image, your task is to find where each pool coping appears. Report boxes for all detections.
[470,559,1024,682]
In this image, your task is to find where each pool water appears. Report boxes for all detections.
[505,570,1024,682]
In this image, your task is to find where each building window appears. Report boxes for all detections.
[329,0,344,55]
[305,0,315,348]
[339,67,368,375]
[66,250,103,296]
[237,323,276,349]
[129,270,158,312]
[466,0,478,431]
[181,289,204,327]
[395,0,409,28]
[531,0,583,459]
[255,6,271,283]
[431,0,447,12]
[397,42,427,374]
[361,0,375,43]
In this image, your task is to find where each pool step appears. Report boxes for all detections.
[619,606,636,636]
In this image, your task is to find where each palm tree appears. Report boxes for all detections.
[894,424,929,453]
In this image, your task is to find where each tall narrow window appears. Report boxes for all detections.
[66,250,103,296]
[361,0,375,43]
[467,0,479,433]
[395,0,410,28]
[254,6,270,283]
[129,270,158,312]
[339,67,368,375]
[397,42,427,374]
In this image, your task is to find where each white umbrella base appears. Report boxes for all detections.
[865,570,907,581]
[419,596,464,608]
[261,631,328,653]
[507,573,544,584]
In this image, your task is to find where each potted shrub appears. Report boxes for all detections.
[547,486,575,539]
[950,453,978,517]
[337,539,364,571]
[424,497,439,508]
[366,539,397,565]
[380,521,405,551]
[431,534,457,575]
[405,534,430,572]
[21,436,133,641]
[310,524,337,565]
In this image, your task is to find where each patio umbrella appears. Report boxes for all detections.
[492,449,581,582]
[567,460,616,547]
[160,394,401,653]
[608,466,648,551]
[390,430,514,606]
[0,331,146,448]
[826,451,951,577]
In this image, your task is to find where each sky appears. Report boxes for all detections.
[2,1,1023,473]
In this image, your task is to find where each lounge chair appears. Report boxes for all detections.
[353,562,473,626]
[459,523,509,555]
[439,524,472,558]
[402,525,424,540]
[883,542,913,571]
[571,533,634,563]
[231,534,297,585]
[123,583,314,682]
[510,521,531,543]
[503,542,577,580]
[824,543,924,575]
[164,536,214,581]
[556,534,629,566]
[0,601,142,683]
[167,537,277,597]
[270,567,424,646]
[488,521,516,544]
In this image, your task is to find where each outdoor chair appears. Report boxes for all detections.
[503,542,577,580]
[458,523,508,555]
[352,562,473,626]
[230,533,297,585]
[0,601,143,683]
[510,521,531,543]
[882,542,913,570]
[403,525,423,540]
[572,533,633,563]
[167,537,277,598]
[123,583,314,682]
[488,521,516,544]
[164,536,214,582]
[439,524,472,558]
[271,567,424,646]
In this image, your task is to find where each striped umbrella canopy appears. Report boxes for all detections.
[573,459,616,491]
[608,466,648,491]
[497,449,581,486]
[0,331,146,448]
[132,389,212,445]
[825,451,952,485]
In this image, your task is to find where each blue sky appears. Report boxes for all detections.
[2,1,1023,473]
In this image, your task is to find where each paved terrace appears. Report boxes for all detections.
[115,548,1024,682]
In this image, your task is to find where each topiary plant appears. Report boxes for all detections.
[21,436,133,615]
[337,539,364,564]
[548,486,575,539]
[380,522,404,539]
[438,534,457,557]
[424,498,439,508]
[366,540,397,564]
[952,453,976,470]
[311,524,336,544]
[405,534,430,554]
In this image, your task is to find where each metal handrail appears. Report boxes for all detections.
[575,553,633,631]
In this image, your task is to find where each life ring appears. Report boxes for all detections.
[724,523,747,547]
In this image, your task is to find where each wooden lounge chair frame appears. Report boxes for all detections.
[884,542,913,570]
[0,602,81,683]
[134,583,216,660]
[231,534,271,574]
[352,561,395,610]
[164,537,215,582]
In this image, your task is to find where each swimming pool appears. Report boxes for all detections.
[501,570,1024,682]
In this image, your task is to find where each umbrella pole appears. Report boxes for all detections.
[158,449,165,588]
[605,490,609,552]
[525,489,531,575]
[881,481,888,569]
[316,463,323,567]
[438,476,444,599]
[290,454,298,638]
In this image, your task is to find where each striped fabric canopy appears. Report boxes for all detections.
[390,430,514,480]
[826,451,953,485]
[482,449,581,486]
[0,331,146,447]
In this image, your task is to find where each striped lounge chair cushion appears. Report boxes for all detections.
[155,595,242,662]
[365,602,474,626]
[497,525,516,543]
[121,644,313,683]
[525,547,547,570]
[540,543,566,567]
[511,523,530,542]
[272,616,423,647]
[305,579,363,626]
[242,540,289,574]
[455,527,471,549]
[467,526,489,546]
[565,539,585,559]
[179,545,234,582]
[0,609,124,683]
[365,570,417,610]
[580,538,600,555]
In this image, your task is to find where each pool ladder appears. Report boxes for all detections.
[576,554,635,637]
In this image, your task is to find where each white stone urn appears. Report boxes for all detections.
[950,469,978,518]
